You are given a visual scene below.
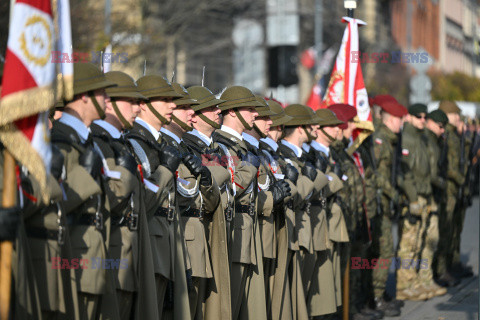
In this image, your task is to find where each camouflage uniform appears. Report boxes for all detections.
[436,123,464,276]
[370,123,397,299]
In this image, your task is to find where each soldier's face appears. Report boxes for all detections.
[268,126,282,141]
[173,105,195,128]
[426,119,444,137]
[255,116,273,135]
[237,106,258,129]
[323,126,340,140]
[116,98,141,127]
[410,113,426,129]
[343,121,356,139]
[201,105,221,125]
[308,124,319,138]
[390,116,403,133]
[150,98,176,124]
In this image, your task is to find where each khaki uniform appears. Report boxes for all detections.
[51,119,115,319]
[182,131,232,320]
[213,129,262,320]
[125,121,178,319]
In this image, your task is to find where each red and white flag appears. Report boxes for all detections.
[0,0,57,203]
[322,17,374,150]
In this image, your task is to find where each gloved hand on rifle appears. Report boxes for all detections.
[159,145,182,174]
[79,148,103,179]
[183,154,212,187]
[115,150,138,176]
[301,162,317,182]
[269,180,292,205]
[284,164,299,184]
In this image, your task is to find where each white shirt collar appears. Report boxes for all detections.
[58,113,89,143]
[189,129,212,146]
[311,140,329,156]
[93,120,121,139]
[242,132,259,149]
[135,118,160,141]
[160,127,181,144]
[302,143,311,153]
[260,137,278,151]
[220,125,243,141]
[281,140,303,158]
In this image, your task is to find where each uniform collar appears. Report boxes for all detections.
[311,140,329,156]
[160,127,182,144]
[281,140,303,158]
[242,132,259,149]
[135,118,160,141]
[302,143,311,153]
[58,113,89,143]
[189,129,212,146]
[220,125,243,141]
[260,137,278,151]
[93,120,121,139]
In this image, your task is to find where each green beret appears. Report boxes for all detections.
[73,63,116,96]
[408,103,428,116]
[438,101,461,114]
[427,109,448,125]
[105,71,147,100]
[218,86,264,111]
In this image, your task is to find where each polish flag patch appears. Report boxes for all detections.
[375,138,383,145]
[402,149,409,156]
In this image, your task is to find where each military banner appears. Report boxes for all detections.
[322,17,374,152]
[0,0,56,202]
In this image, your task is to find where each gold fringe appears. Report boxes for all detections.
[0,86,54,126]
[0,123,50,204]
[63,75,74,102]
[346,119,375,156]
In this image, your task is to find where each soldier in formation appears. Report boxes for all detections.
[1,62,476,320]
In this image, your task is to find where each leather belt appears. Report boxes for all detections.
[75,214,100,226]
[235,203,255,216]
[310,198,327,208]
[182,208,202,218]
[26,226,59,240]
[154,206,174,221]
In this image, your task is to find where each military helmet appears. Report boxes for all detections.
[105,71,146,100]
[438,101,461,114]
[254,95,276,117]
[316,109,344,127]
[283,104,321,126]
[171,82,198,106]
[218,86,264,111]
[73,63,115,96]
[136,75,183,99]
[187,86,225,112]
[267,99,292,126]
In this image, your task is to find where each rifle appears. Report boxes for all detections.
[390,131,403,221]
[457,121,466,203]
[435,132,448,205]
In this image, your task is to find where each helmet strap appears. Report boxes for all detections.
[198,113,221,129]
[302,126,315,142]
[172,114,193,132]
[234,109,252,130]
[146,101,170,125]
[253,123,267,139]
[320,128,335,142]
[88,91,106,120]
[111,99,133,129]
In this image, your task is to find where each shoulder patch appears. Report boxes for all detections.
[375,138,383,145]
[402,149,409,156]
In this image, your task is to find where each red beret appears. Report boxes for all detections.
[327,103,357,129]
[379,100,408,118]
[372,94,398,107]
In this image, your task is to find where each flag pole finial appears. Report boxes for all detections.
[143,60,147,76]
[201,66,206,87]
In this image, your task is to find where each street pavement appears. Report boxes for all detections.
[385,197,479,320]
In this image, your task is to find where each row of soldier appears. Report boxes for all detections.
[0,61,476,320]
